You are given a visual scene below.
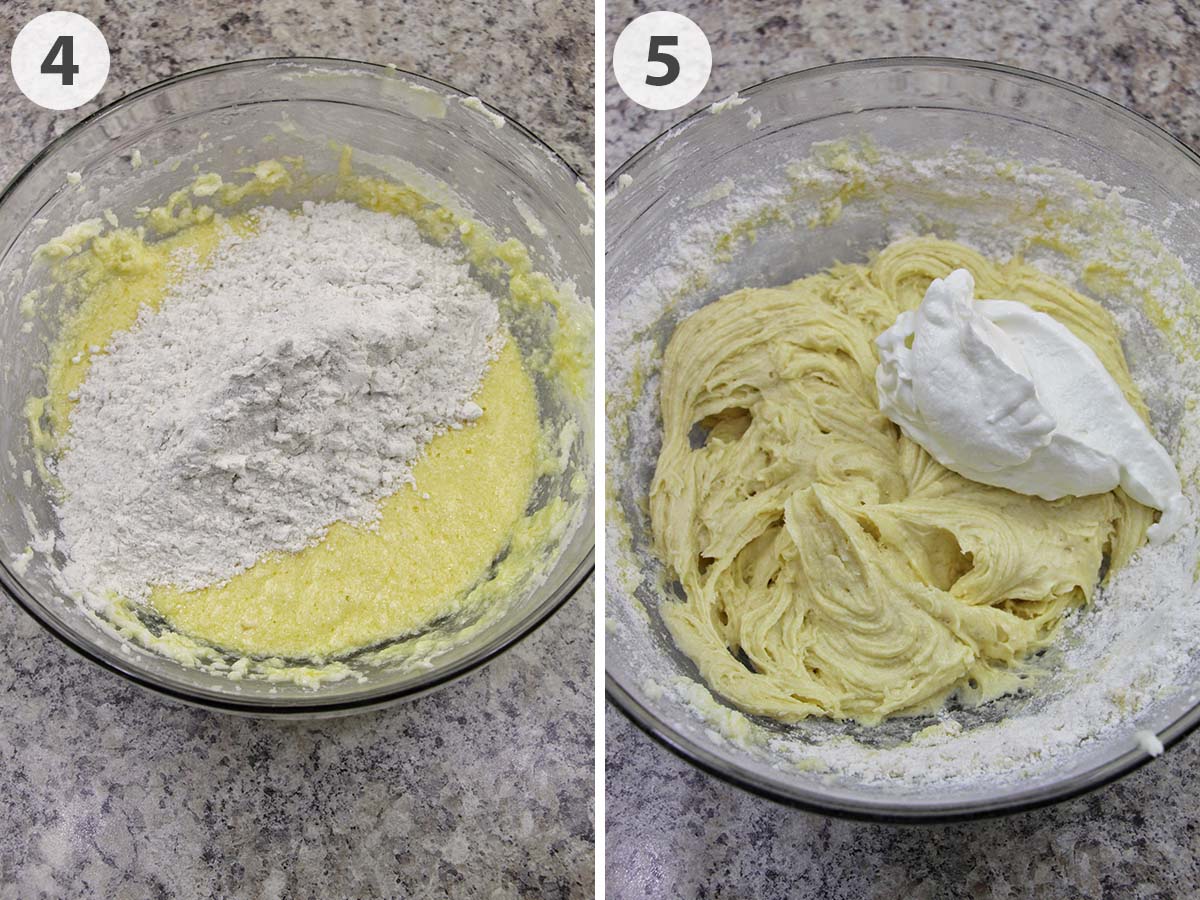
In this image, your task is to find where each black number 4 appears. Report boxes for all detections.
[646,35,680,87]
[41,35,79,86]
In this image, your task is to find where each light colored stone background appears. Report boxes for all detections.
[0,2,595,898]
[605,0,1200,173]
[605,1,1200,898]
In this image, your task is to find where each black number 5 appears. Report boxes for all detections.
[41,35,79,86]
[646,35,680,87]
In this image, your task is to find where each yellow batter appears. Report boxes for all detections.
[651,238,1156,725]
[41,205,542,661]
[152,340,538,659]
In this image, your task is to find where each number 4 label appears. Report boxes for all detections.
[11,12,109,110]
[41,35,80,86]
[613,12,712,111]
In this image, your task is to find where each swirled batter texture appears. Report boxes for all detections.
[651,238,1156,724]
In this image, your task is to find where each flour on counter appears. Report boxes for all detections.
[54,201,501,602]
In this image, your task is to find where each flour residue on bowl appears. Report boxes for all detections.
[606,137,1200,789]
[16,150,590,682]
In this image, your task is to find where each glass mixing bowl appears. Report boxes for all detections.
[0,58,594,715]
[606,58,1200,820]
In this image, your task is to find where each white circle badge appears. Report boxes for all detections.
[11,11,110,111]
[613,11,712,111]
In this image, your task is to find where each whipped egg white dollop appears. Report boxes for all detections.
[875,269,1187,542]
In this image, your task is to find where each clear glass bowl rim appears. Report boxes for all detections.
[0,56,595,716]
[604,55,1200,823]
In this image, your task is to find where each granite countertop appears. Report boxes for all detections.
[0,2,594,898]
[605,0,1200,174]
[605,1,1200,898]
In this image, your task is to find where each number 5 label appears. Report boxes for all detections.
[11,12,109,111]
[613,12,711,111]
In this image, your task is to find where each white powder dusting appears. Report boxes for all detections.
[513,196,548,238]
[1136,729,1165,757]
[54,201,501,603]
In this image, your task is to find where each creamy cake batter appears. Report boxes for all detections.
[651,237,1157,724]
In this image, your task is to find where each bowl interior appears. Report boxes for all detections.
[0,59,594,713]
[606,59,1200,818]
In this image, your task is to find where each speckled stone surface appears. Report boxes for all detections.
[0,0,594,180]
[0,2,594,898]
[605,0,1200,173]
[607,707,1199,900]
[605,2,1200,897]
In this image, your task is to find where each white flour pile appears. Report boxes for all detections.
[53,201,501,603]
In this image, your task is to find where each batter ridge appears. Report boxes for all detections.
[651,237,1156,724]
